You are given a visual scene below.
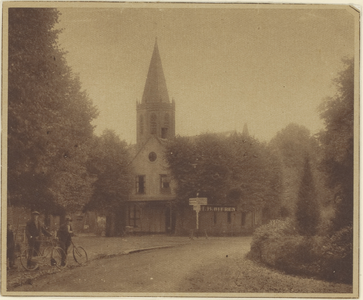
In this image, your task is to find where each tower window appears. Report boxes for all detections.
[136,175,145,194]
[150,113,157,134]
[161,128,168,139]
[140,115,144,135]
[160,174,171,194]
[164,113,170,126]
[161,113,170,138]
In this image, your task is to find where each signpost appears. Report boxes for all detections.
[189,197,208,230]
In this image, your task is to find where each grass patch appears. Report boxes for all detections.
[179,254,352,293]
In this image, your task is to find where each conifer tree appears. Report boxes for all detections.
[295,156,320,236]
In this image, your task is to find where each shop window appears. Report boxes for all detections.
[136,175,145,194]
[129,205,140,228]
[241,212,246,226]
[227,212,232,224]
[214,212,217,225]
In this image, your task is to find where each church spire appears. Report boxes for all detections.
[136,41,175,145]
[141,39,170,103]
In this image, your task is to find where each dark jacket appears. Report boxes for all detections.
[25,220,50,241]
[58,223,73,244]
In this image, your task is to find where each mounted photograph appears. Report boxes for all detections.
[2,2,359,297]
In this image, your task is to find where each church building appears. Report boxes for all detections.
[126,40,176,233]
[124,40,263,235]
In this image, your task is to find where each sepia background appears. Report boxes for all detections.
[55,7,355,143]
[3,1,359,297]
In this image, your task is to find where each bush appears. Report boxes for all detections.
[317,226,353,283]
[249,220,353,284]
[249,218,297,262]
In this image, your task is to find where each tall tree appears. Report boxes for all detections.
[269,123,328,218]
[295,156,320,236]
[318,58,354,231]
[86,130,132,213]
[8,8,98,212]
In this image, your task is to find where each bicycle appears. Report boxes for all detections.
[61,239,88,267]
[20,236,66,271]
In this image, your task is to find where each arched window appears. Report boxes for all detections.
[139,115,144,135]
[161,113,170,139]
[150,113,157,134]
[164,113,170,127]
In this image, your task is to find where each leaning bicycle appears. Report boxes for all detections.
[20,236,66,271]
[61,239,88,267]
[71,239,88,265]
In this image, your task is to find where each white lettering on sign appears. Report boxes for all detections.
[201,206,236,212]
[189,198,208,205]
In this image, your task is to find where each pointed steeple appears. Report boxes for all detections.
[136,40,175,145]
[142,39,170,103]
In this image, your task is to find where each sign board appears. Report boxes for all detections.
[189,197,208,206]
[201,206,236,212]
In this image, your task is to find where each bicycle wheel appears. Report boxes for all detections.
[42,246,52,259]
[51,247,67,269]
[20,248,40,271]
[73,246,88,265]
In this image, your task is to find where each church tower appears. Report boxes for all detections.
[136,40,175,146]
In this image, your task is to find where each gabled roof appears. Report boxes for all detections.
[129,135,165,165]
[141,39,170,104]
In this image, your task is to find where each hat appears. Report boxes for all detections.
[31,211,40,215]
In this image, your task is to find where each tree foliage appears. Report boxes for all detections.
[318,58,354,231]
[85,130,133,213]
[269,123,330,218]
[8,8,98,212]
[165,133,281,215]
[295,156,320,236]
[270,123,318,169]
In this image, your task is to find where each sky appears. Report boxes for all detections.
[55,5,356,145]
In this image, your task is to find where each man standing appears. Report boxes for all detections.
[58,216,73,266]
[25,211,51,267]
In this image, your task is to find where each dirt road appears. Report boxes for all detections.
[11,237,352,294]
[12,237,249,293]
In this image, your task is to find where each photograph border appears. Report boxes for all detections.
[1,1,360,297]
